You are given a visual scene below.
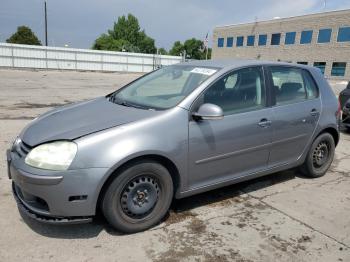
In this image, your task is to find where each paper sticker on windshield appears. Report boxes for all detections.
[190,68,217,76]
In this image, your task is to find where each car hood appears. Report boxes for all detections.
[20,97,160,147]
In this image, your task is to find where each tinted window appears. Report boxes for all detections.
[259,34,267,46]
[313,62,326,75]
[247,35,255,46]
[218,38,224,47]
[202,67,266,115]
[285,32,296,45]
[236,36,244,47]
[297,62,308,65]
[227,37,233,47]
[337,27,350,42]
[271,67,309,105]
[271,33,281,45]
[300,30,313,44]
[318,29,332,43]
[331,62,347,76]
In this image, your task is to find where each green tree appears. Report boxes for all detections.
[169,38,211,59]
[93,14,156,54]
[138,31,157,54]
[93,34,135,52]
[169,41,184,56]
[205,48,212,60]
[6,26,41,46]
[158,48,168,55]
[183,38,204,60]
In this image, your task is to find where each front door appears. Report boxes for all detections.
[267,66,321,167]
[188,66,273,190]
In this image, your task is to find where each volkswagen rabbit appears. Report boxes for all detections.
[7,60,340,233]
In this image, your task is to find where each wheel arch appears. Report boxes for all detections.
[96,154,181,212]
[316,127,339,146]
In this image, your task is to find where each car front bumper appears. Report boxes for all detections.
[7,149,108,224]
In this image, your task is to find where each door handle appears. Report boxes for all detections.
[258,118,272,128]
[310,109,319,117]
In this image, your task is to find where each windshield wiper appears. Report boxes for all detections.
[109,94,151,110]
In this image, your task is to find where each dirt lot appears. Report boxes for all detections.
[0,69,349,262]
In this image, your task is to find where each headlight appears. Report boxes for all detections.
[25,141,77,171]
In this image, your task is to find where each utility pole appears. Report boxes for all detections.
[44,0,48,46]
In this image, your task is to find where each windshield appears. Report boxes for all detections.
[110,65,218,109]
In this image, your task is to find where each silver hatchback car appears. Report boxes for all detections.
[7,60,340,233]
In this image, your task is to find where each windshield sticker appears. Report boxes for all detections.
[190,68,217,76]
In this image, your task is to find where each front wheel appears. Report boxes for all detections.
[301,133,335,178]
[102,160,173,233]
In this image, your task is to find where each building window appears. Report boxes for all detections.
[227,37,233,47]
[337,27,350,42]
[285,32,296,45]
[313,62,326,75]
[331,62,347,76]
[318,29,332,43]
[300,30,313,44]
[258,34,267,46]
[247,35,255,46]
[271,33,281,45]
[297,62,308,65]
[218,38,224,47]
[236,36,244,47]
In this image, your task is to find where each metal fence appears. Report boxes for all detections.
[0,43,183,73]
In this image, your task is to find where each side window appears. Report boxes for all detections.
[202,67,266,115]
[303,71,319,99]
[271,67,318,106]
[224,74,238,89]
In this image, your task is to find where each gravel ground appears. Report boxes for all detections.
[0,69,349,262]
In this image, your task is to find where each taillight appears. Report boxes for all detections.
[337,97,342,118]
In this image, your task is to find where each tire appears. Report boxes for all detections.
[102,160,173,233]
[301,133,335,178]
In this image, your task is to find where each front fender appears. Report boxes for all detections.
[70,107,189,194]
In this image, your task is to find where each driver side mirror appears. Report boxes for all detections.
[192,103,224,121]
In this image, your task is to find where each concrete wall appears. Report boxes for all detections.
[213,9,350,80]
[0,43,183,73]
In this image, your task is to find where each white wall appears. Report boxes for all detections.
[0,43,183,72]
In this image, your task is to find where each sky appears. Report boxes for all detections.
[1,0,350,50]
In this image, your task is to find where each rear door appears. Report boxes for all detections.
[267,66,321,167]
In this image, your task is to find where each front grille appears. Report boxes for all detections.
[13,140,32,158]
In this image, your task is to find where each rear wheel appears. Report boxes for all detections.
[301,133,335,178]
[102,160,173,233]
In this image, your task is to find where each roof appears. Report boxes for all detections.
[179,59,311,70]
